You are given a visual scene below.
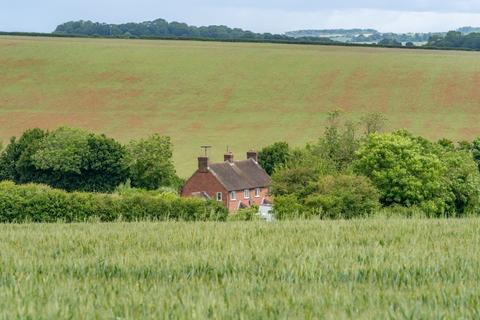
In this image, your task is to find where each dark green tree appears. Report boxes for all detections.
[0,128,47,183]
[257,142,291,175]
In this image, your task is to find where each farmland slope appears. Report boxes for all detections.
[1,36,480,175]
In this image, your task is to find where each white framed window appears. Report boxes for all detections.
[230,191,237,201]
[244,189,250,199]
[255,188,261,197]
[216,192,223,201]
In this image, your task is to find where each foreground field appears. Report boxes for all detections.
[0,219,479,319]
[1,36,480,175]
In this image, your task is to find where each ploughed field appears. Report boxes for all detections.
[0,219,479,319]
[1,36,480,175]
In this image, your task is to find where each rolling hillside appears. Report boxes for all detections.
[1,36,480,176]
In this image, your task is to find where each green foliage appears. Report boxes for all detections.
[427,31,480,50]
[53,19,337,44]
[126,134,178,190]
[439,149,480,215]
[312,111,360,171]
[0,127,129,192]
[471,137,480,171]
[257,141,290,175]
[271,166,319,198]
[360,112,387,135]
[33,127,89,174]
[272,194,306,220]
[274,175,380,220]
[305,175,380,219]
[378,38,402,47]
[354,132,448,216]
[227,206,261,221]
[0,181,227,223]
[0,129,47,183]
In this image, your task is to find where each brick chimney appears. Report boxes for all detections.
[198,156,209,173]
[247,150,258,162]
[224,152,234,163]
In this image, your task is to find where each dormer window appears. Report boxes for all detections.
[244,189,250,199]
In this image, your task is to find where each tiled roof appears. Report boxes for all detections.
[208,159,271,191]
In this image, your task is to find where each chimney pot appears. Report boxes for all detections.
[247,150,258,162]
[224,152,234,163]
[198,156,209,172]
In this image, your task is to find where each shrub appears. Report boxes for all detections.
[305,175,380,219]
[227,206,261,221]
[273,194,307,220]
[0,181,228,223]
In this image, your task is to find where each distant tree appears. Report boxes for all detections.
[312,111,359,171]
[126,134,177,190]
[405,42,415,48]
[378,38,402,47]
[360,112,387,135]
[258,142,291,175]
[437,138,455,150]
[457,140,473,152]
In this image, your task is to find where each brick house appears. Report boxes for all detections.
[181,151,272,212]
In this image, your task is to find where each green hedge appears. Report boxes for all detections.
[0,181,228,223]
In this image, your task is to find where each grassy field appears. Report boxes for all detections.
[0,219,479,319]
[1,36,480,175]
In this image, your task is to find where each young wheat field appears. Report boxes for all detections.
[0,219,479,319]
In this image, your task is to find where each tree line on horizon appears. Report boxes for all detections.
[52,19,480,50]
[53,19,335,44]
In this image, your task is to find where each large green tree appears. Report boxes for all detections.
[258,142,290,175]
[354,131,450,216]
[0,127,128,192]
[126,134,178,190]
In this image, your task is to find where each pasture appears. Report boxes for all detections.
[1,36,480,175]
[0,219,479,319]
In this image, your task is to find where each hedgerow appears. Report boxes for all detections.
[0,181,228,223]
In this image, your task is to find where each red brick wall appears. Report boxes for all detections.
[181,171,228,206]
[182,171,272,213]
[227,187,271,212]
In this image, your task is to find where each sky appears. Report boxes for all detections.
[2,0,480,33]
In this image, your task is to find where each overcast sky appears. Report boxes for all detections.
[2,1,480,33]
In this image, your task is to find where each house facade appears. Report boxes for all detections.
[181,151,272,212]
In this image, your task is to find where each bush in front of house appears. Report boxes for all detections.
[0,181,228,223]
[227,206,262,221]
[273,175,380,220]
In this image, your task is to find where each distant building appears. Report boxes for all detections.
[181,150,272,212]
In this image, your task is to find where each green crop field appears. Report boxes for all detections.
[1,36,480,176]
[0,219,479,319]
